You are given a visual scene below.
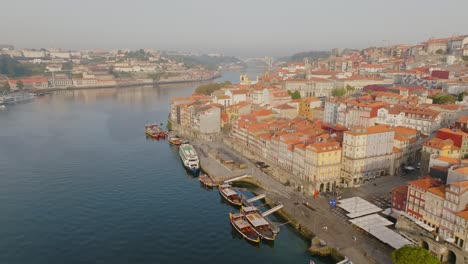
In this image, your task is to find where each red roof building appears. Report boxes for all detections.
[392,185,408,212]
[406,178,443,219]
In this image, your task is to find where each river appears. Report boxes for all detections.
[0,68,330,264]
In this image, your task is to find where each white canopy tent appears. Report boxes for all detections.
[350,214,413,249]
[338,196,382,218]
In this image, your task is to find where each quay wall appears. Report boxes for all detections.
[29,75,221,93]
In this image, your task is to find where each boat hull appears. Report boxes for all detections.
[179,155,200,174]
[146,131,160,139]
[218,186,243,207]
[199,174,216,187]
[168,139,182,145]
[229,213,260,243]
[241,208,276,241]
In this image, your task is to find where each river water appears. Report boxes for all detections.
[0,68,329,264]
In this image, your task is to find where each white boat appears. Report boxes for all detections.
[178,144,200,173]
[3,92,35,105]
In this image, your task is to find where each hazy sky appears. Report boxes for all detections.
[2,0,467,56]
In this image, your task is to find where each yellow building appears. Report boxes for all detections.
[304,141,341,192]
[423,138,460,158]
[225,101,252,125]
[299,97,322,120]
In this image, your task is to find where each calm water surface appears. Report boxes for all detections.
[0,70,329,264]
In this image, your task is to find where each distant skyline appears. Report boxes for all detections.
[2,0,467,57]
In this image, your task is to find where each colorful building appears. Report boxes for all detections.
[305,142,342,192]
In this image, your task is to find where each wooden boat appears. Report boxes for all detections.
[241,206,277,241]
[145,124,160,139]
[229,212,260,243]
[145,123,167,139]
[218,184,242,206]
[168,136,183,145]
[199,174,216,187]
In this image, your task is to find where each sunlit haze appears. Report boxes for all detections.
[2,0,467,56]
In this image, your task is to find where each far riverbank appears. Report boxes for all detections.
[27,74,222,94]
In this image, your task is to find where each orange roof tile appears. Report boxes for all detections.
[424,138,459,150]
[457,116,468,124]
[306,141,341,153]
[301,97,321,102]
[456,210,468,220]
[454,167,468,175]
[451,180,468,187]
[394,126,419,136]
[345,125,393,136]
[427,186,446,197]
[438,128,468,137]
[408,178,441,190]
[436,156,461,165]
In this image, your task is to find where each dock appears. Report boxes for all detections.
[246,194,266,204]
[223,174,251,183]
[261,204,284,217]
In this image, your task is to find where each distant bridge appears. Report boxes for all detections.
[242,57,274,67]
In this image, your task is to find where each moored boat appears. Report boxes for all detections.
[2,92,35,105]
[168,136,183,145]
[229,212,260,243]
[218,184,242,206]
[145,124,167,140]
[199,174,216,187]
[241,206,277,241]
[178,143,200,173]
[145,124,161,139]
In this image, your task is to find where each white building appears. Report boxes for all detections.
[377,106,442,135]
[341,125,395,187]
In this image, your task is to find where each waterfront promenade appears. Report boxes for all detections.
[191,136,397,264]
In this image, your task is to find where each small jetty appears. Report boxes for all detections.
[245,194,266,204]
[261,204,284,217]
[223,174,251,184]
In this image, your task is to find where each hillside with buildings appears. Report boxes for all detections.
[168,34,468,263]
[0,48,223,91]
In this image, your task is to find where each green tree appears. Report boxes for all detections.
[63,61,73,71]
[194,81,231,95]
[292,90,301,99]
[0,55,32,77]
[391,245,440,264]
[458,92,466,102]
[332,88,347,97]
[148,72,162,81]
[345,84,355,94]
[430,93,456,104]
[17,80,24,90]
[435,49,444,55]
